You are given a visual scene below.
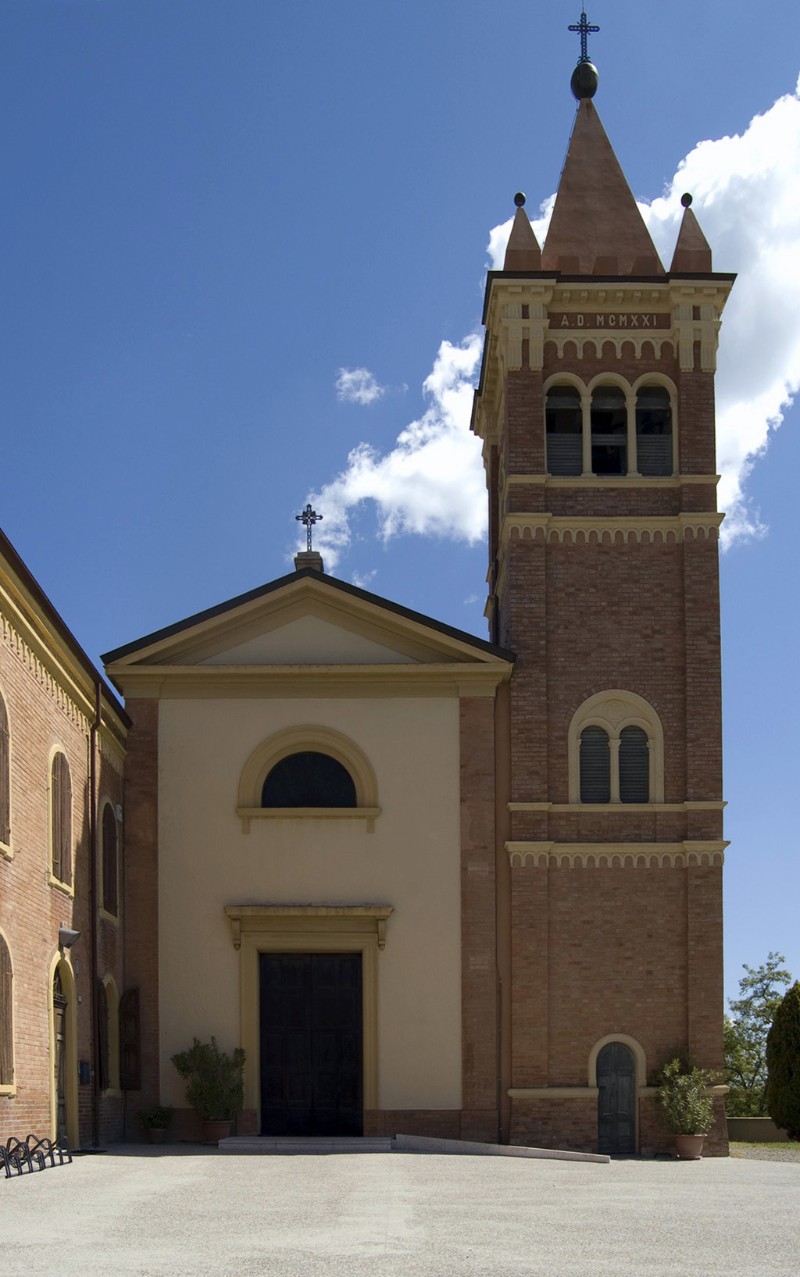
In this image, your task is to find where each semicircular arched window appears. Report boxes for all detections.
[261,751,357,809]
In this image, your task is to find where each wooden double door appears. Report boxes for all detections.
[259,953,363,1136]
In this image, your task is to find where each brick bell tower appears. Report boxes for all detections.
[471,30,734,1155]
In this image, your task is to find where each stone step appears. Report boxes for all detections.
[218,1136,394,1155]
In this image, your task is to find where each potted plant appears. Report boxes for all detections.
[139,1105,173,1144]
[171,1037,245,1144]
[657,1056,715,1159]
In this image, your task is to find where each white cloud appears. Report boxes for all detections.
[314,81,800,570]
[310,337,484,571]
[335,367,386,405]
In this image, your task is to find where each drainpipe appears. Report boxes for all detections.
[89,679,101,1149]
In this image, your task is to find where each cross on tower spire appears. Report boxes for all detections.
[295,503,322,552]
[568,8,599,64]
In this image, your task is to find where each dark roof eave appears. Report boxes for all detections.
[102,567,516,666]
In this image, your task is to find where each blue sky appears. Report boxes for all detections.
[1,1,798,1003]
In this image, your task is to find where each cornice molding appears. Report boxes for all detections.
[501,513,723,545]
[508,801,725,814]
[506,840,728,868]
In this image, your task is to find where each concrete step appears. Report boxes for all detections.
[219,1136,394,1155]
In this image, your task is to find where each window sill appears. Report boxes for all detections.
[47,873,75,898]
[0,1083,17,1097]
[237,806,381,834]
[99,907,119,927]
[0,839,13,862]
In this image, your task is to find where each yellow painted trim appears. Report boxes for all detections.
[224,906,393,1122]
[0,925,14,1092]
[509,801,725,813]
[501,513,723,544]
[504,474,719,489]
[568,690,665,804]
[107,663,510,701]
[0,839,12,862]
[588,1034,647,1088]
[102,974,121,1093]
[98,800,120,921]
[237,725,380,831]
[49,954,79,1148]
[506,840,728,868]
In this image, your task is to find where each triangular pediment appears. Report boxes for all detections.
[103,570,513,694]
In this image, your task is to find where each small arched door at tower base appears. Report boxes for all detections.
[597,1041,636,1154]
[53,968,69,1147]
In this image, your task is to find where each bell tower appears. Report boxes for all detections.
[472,28,734,1154]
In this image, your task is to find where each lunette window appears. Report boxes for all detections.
[261,751,357,808]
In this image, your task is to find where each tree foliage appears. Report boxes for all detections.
[766,982,800,1140]
[724,952,791,1117]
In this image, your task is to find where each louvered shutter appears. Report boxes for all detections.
[0,935,12,1085]
[619,727,649,802]
[0,697,9,845]
[580,727,610,802]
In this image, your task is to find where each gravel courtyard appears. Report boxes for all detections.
[2,1145,798,1276]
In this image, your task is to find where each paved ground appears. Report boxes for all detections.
[2,1144,798,1276]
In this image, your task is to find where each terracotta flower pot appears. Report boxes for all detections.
[144,1127,167,1144]
[201,1119,232,1145]
[674,1134,705,1160]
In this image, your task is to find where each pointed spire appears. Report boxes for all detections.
[503,193,542,271]
[541,100,664,276]
[670,194,713,273]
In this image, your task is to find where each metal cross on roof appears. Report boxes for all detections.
[295,503,323,552]
[568,8,599,63]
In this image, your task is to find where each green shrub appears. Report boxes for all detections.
[657,1057,715,1135]
[765,982,800,1141]
[139,1105,173,1130]
[171,1037,245,1121]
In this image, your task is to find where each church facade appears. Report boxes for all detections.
[0,59,732,1155]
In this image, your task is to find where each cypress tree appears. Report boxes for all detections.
[765,981,800,1140]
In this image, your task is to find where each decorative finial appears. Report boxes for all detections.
[295,502,322,552]
[568,8,599,100]
[514,192,526,208]
[681,192,693,208]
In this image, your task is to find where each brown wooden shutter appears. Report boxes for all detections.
[119,988,141,1091]
[96,980,109,1092]
[52,753,72,885]
[0,696,9,846]
[102,805,118,915]
[0,935,12,1085]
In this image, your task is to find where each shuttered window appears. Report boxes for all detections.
[580,727,611,803]
[619,727,649,803]
[102,804,118,916]
[546,386,583,475]
[591,386,627,475]
[51,752,72,886]
[0,934,12,1085]
[119,988,141,1091]
[0,695,9,846]
[636,386,672,476]
[262,752,357,808]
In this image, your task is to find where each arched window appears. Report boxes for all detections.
[0,694,9,848]
[51,752,72,886]
[636,386,672,476]
[591,385,627,475]
[96,979,109,1092]
[101,804,118,917]
[261,752,357,808]
[619,727,649,803]
[0,933,12,1088]
[568,692,664,804]
[580,727,611,803]
[546,386,582,475]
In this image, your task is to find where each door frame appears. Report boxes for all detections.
[50,956,79,1148]
[589,1033,646,1154]
[225,906,392,1129]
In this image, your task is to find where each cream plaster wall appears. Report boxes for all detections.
[201,617,416,665]
[157,695,463,1112]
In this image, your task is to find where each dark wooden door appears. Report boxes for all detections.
[597,1041,636,1154]
[260,953,363,1136]
[53,970,68,1146]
